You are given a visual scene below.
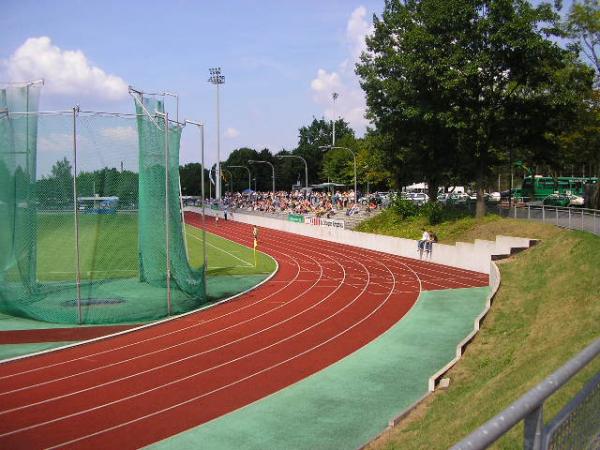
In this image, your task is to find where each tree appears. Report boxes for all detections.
[563,0,600,207]
[356,132,394,192]
[179,163,208,196]
[49,157,73,206]
[358,0,593,216]
[321,134,358,186]
[565,0,600,86]
[295,118,354,185]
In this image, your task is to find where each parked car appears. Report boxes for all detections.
[437,193,451,204]
[542,193,584,207]
[446,192,470,205]
[485,192,501,203]
[406,192,429,205]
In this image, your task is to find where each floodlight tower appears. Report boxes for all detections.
[332,92,339,147]
[208,67,225,201]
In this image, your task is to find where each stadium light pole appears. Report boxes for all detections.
[227,165,251,192]
[332,92,338,147]
[320,145,357,203]
[248,160,275,195]
[276,154,308,190]
[208,67,225,201]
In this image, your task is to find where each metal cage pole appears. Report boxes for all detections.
[179,177,189,260]
[162,112,172,316]
[72,106,82,324]
[186,119,207,297]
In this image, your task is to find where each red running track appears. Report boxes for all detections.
[0,212,488,449]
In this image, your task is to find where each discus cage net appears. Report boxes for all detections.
[0,82,206,324]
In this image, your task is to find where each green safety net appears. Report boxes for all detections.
[0,85,206,324]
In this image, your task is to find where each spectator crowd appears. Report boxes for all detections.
[221,189,378,218]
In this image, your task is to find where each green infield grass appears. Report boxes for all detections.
[33,212,274,283]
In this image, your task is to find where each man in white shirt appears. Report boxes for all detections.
[418,228,430,253]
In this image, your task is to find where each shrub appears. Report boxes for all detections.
[420,202,444,225]
[391,197,419,219]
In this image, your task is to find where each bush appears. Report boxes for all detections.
[420,202,444,225]
[391,197,419,219]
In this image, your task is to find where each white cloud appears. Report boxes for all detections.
[38,132,76,154]
[224,127,240,139]
[2,37,128,101]
[347,6,372,62]
[100,126,137,143]
[310,6,374,132]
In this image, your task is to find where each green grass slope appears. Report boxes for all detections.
[365,220,600,449]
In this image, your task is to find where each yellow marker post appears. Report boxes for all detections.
[253,237,258,267]
[252,226,259,267]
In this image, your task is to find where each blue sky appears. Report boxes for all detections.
[1,0,383,167]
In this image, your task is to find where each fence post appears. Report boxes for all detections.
[581,209,584,231]
[528,205,531,220]
[542,205,545,223]
[556,208,559,225]
[524,406,544,450]
[514,205,517,219]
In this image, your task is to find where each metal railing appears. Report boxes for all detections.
[498,204,600,236]
[451,338,600,450]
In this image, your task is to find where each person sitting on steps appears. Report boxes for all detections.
[417,228,430,254]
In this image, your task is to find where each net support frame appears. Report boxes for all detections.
[185,119,208,298]
[159,111,172,316]
[72,105,83,323]
[179,178,189,260]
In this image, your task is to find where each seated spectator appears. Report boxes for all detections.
[346,203,360,216]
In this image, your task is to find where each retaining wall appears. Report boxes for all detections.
[189,207,535,274]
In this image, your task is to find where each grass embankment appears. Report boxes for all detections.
[361,213,600,449]
[356,206,564,245]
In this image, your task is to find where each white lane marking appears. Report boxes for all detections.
[44,227,402,449]
[186,231,253,267]
[0,235,299,382]
[0,229,363,438]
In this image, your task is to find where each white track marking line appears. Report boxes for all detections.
[44,226,404,449]
[0,218,430,445]
[0,246,332,411]
[186,231,253,267]
[0,233,300,381]
[0,224,344,397]
[17,234,386,446]
[43,270,137,274]
[0,228,363,436]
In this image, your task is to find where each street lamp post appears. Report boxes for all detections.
[320,145,358,203]
[248,160,275,195]
[276,154,308,190]
[208,67,225,201]
[227,165,252,192]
